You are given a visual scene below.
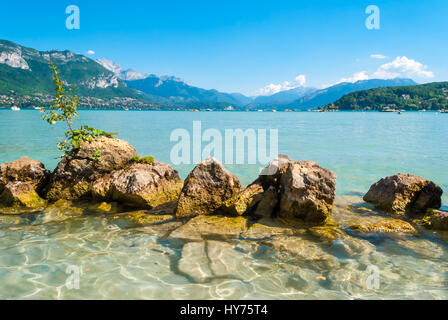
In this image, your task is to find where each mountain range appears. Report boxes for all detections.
[283,78,418,111]
[0,39,421,110]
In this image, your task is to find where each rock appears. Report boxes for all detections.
[175,157,241,218]
[258,154,292,190]
[45,137,137,201]
[348,217,416,234]
[420,209,448,230]
[0,157,49,209]
[92,161,183,209]
[253,186,278,218]
[0,156,49,192]
[363,174,443,216]
[220,179,264,216]
[0,181,46,208]
[168,215,249,241]
[278,161,337,224]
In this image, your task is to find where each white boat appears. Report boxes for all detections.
[11,106,20,111]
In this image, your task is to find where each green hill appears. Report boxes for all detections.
[327,81,448,111]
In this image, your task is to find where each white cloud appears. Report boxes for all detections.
[255,74,306,96]
[327,56,434,88]
[370,54,388,59]
[86,50,95,55]
[335,71,369,84]
[294,75,306,86]
[373,56,434,79]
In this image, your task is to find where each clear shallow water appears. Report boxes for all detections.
[0,110,447,299]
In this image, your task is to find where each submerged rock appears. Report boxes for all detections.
[241,217,307,240]
[175,157,241,218]
[348,216,416,234]
[363,174,442,217]
[262,235,338,267]
[0,157,49,209]
[169,215,249,241]
[92,161,183,209]
[308,224,347,242]
[178,241,256,283]
[121,211,175,225]
[88,201,120,214]
[45,136,137,201]
[278,161,337,224]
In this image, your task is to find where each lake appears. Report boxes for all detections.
[0,110,447,299]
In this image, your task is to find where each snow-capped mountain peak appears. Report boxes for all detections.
[96,58,122,75]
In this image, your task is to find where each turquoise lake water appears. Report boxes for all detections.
[0,110,447,299]
[1,110,447,204]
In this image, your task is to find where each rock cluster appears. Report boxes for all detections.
[0,137,182,211]
[1,137,446,236]
[174,155,337,225]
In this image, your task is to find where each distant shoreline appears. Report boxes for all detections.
[1,108,447,113]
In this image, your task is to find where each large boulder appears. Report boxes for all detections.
[92,161,183,208]
[175,157,241,218]
[363,174,443,216]
[45,137,137,200]
[278,161,337,224]
[0,157,49,209]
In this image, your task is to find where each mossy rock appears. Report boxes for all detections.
[120,211,175,226]
[169,215,250,241]
[46,181,91,201]
[417,209,448,230]
[0,182,46,210]
[308,225,347,242]
[242,218,307,240]
[88,201,120,214]
[349,218,416,234]
[129,155,155,165]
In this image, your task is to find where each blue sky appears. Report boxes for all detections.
[0,0,447,95]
